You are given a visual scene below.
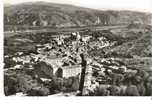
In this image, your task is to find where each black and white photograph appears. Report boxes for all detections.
[3,0,152,97]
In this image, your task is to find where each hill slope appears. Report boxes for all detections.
[4,2,152,28]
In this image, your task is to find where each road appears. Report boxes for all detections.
[4,25,127,35]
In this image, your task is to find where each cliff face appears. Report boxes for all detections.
[4,2,152,27]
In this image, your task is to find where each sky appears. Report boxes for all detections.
[3,0,152,13]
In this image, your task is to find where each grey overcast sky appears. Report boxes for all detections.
[4,0,152,13]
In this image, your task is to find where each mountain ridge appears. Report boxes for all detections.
[4,2,152,28]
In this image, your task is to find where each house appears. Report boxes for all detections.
[40,20,49,26]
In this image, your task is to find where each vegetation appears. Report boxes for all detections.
[4,2,152,31]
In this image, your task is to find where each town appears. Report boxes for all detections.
[4,1,152,96]
[4,26,152,96]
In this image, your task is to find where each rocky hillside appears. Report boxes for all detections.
[4,2,152,28]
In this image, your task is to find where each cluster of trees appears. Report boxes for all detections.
[4,12,39,25]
